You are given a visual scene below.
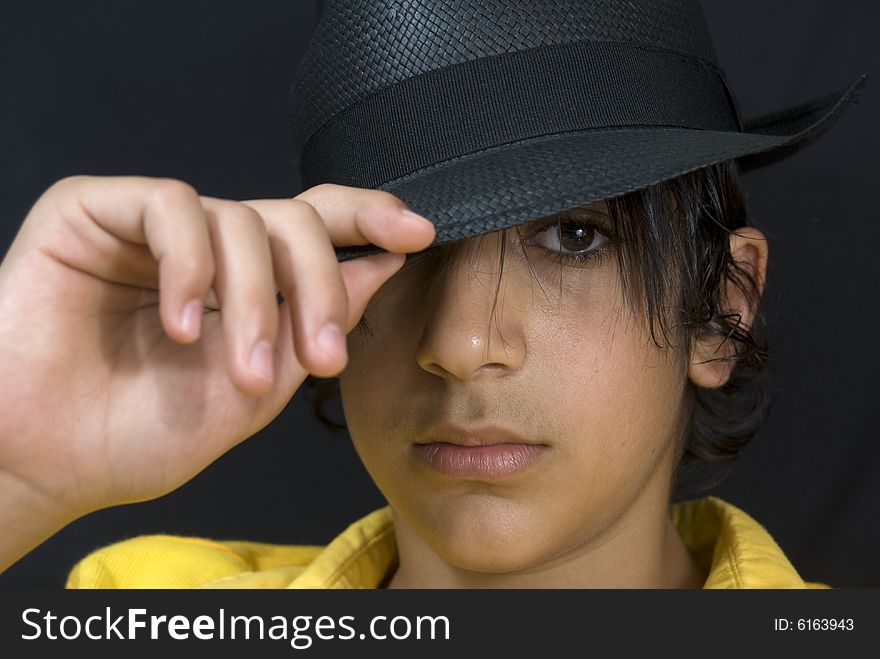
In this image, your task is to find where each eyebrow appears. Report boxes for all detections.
[549,203,612,228]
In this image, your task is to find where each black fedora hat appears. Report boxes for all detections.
[287,0,867,262]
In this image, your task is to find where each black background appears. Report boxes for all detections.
[0,1,877,588]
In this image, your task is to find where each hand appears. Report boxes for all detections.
[0,176,434,524]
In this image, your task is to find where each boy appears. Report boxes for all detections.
[0,0,864,587]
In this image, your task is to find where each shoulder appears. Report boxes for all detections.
[66,534,325,589]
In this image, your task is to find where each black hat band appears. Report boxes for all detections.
[299,41,743,189]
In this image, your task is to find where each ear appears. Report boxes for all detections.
[688,226,768,389]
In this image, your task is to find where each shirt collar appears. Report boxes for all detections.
[286,495,807,589]
[286,506,397,589]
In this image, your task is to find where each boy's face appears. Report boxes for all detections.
[337,201,691,574]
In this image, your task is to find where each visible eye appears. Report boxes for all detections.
[525,216,612,265]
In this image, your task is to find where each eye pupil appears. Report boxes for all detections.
[559,221,595,251]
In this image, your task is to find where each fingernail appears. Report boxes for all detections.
[179,299,202,339]
[316,323,345,358]
[249,340,274,382]
[400,209,433,229]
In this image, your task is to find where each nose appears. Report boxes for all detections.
[415,234,527,381]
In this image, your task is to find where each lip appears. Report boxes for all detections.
[415,423,545,447]
[412,443,548,480]
[412,423,549,480]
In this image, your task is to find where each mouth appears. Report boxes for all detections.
[412,423,549,480]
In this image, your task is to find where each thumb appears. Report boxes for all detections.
[339,251,406,332]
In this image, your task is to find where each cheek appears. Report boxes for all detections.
[525,267,688,515]
[551,308,684,452]
[337,323,418,487]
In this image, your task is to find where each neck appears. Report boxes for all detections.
[385,479,706,589]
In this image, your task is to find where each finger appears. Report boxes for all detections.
[338,251,407,332]
[244,185,435,253]
[46,175,216,345]
[256,199,350,378]
[201,197,280,395]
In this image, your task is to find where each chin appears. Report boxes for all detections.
[421,493,547,573]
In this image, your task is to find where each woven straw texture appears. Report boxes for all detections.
[289,0,718,152]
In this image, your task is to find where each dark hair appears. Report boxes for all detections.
[304,160,769,495]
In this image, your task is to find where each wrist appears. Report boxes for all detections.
[0,468,85,574]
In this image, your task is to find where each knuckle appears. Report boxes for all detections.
[287,199,321,224]
[322,279,350,315]
[302,182,340,199]
[175,253,214,285]
[46,174,88,197]
[55,174,87,188]
[230,204,268,232]
[149,178,199,209]
[212,202,268,235]
[290,276,347,327]
[246,286,278,318]
[370,190,404,208]
[243,292,279,334]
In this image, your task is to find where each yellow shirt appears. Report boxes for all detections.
[65,495,829,589]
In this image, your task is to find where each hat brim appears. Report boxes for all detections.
[335,75,866,262]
